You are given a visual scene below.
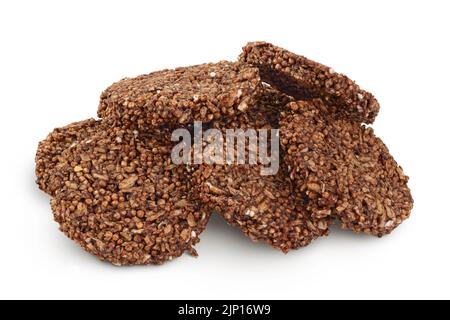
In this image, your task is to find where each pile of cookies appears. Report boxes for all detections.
[35,42,413,266]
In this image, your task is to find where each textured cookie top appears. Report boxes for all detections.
[35,119,102,196]
[212,85,293,129]
[194,163,330,253]
[240,42,380,124]
[192,97,331,253]
[98,61,262,130]
[50,126,210,265]
[281,100,413,236]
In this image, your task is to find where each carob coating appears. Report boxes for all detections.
[239,41,380,124]
[191,96,331,253]
[280,100,413,236]
[35,119,102,196]
[50,126,210,265]
[98,61,263,130]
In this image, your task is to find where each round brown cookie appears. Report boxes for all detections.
[239,41,380,124]
[50,126,210,265]
[191,105,331,253]
[35,119,102,196]
[193,164,330,253]
[98,61,263,130]
[280,100,413,236]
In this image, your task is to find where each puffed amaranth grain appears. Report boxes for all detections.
[280,100,413,236]
[50,127,210,265]
[98,61,262,130]
[240,42,380,124]
[35,119,102,196]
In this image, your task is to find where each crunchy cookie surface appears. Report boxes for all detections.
[192,95,330,252]
[35,119,102,196]
[51,126,210,265]
[98,61,262,130]
[281,100,413,236]
[240,42,380,124]
[194,163,331,252]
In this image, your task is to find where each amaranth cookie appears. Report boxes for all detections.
[50,126,210,265]
[280,100,413,236]
[240,42,380,124]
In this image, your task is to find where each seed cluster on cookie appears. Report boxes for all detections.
[36,42,413,265]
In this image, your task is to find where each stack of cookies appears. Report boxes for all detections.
[35,42,413,266]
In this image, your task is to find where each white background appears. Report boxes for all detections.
[0,0,449,300]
